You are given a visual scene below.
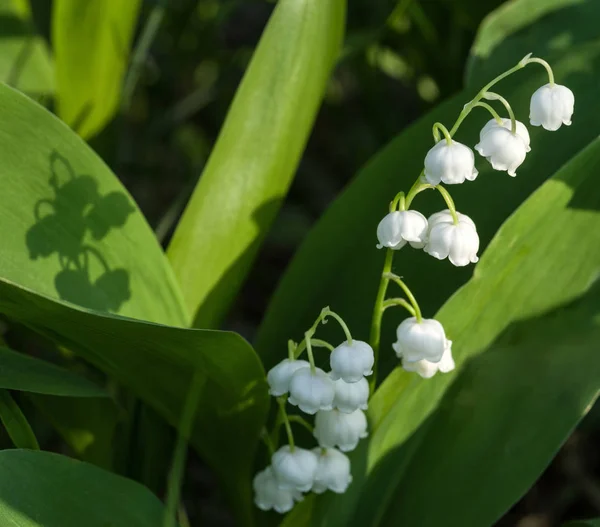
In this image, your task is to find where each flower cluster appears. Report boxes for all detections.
[253,54,574,516]
[254,308,373,514]
[374,54,573,379]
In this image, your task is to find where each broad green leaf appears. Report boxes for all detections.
[0,449,170,527]
[0,390,39,449]
[256,0,600,377]
[0,82,188,326]
[0,0,54,95]
[167,0,346,328]
[0,82,268,518]
[564,520,600,527]
[0,278,268,525]
[466,0,588,86]
[0,346,106,397]
[283,137,600,526]
[52,0,142,138]
[29,394,118,469]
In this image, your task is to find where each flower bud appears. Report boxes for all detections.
[267,359,310,397]
[530,83,574,131]
[312,448,353,494]
[314,409,368,452]
[253,466,303,513]
[332,376,369,413]
[475,118,530,176]
[330,340,374,383]
[271,445,318,492]
[402,340,455,379]
[288,367,335,414]
[424,210,479,267]
[376,210,428,250]
[424,139,478,185]
[392,317,450,363]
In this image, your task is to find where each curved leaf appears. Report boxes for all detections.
[0,0,54,95]
[0,449,169,527]
[0,346,106,397]
[0,81,188,326]
[167,0,346,328]
[52,0,141,138]
[0,277,268,525]
[0,391,39,449]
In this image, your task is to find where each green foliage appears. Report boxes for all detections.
[167,0,346,329]
[0,82,187,326]
[0,0,53,95]
[0,346,105,396]
[281,136,600,526]
[0,449,171,527]
[564,520,600,527]
[52,0,141,138]
[0,391,39,450]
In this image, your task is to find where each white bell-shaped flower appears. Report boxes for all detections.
[424,139,478,185]
[313,409,368,452]
[330,340,374,383]
[312,448,353,494]
[271,445,318,492]
[475,118,530,176]
[376,210,428,250]
[288,366,335,414]
[332,376,369,413]
[253,466,303,513]
[267,359,310,397]
[424,209,479,267]
[402,340,455,379]
[392,317,450,363]
[530,83,574,131]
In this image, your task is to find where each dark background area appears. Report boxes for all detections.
[12,0,600,525]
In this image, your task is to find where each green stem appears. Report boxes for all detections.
[321,308,353,344]
[288,415,314,434]
[304,332,316,373]
[278,398,295,451]
[384,273,423,322]
[432,122,452,145]
[163,372,203,527]
[405,177,433,208]
[122,1,167,111]
[435,185,459,224]
[524,56,555,85]
[472,101,503,124]
[483,91,516,134]
[382,297,416,316]
[294,338,334,358]
[260,426,275,456]
[368,249,394,393]
[287,340,296,361]
[390,191,406,212]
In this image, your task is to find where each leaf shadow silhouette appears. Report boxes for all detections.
[26,151,135,313]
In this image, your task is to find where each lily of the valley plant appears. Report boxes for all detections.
[253,53,575,513]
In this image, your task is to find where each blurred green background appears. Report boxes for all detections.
[3,0,600,525]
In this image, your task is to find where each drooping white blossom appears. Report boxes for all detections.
[312,448,353,494]
[376,210,428,250]
[288,367,335,414]
[332,376,369,413]
[530,83,574,131]
[253,466,303,513]
[475,118,531,176]
[424,139,478,185]
[330,340,374,383]
[271,445,318,492]
[267,359,310,397]
[392,317,450,363]
[402,340,455,379]
[313,409,368,452]
[424,209,479,267]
